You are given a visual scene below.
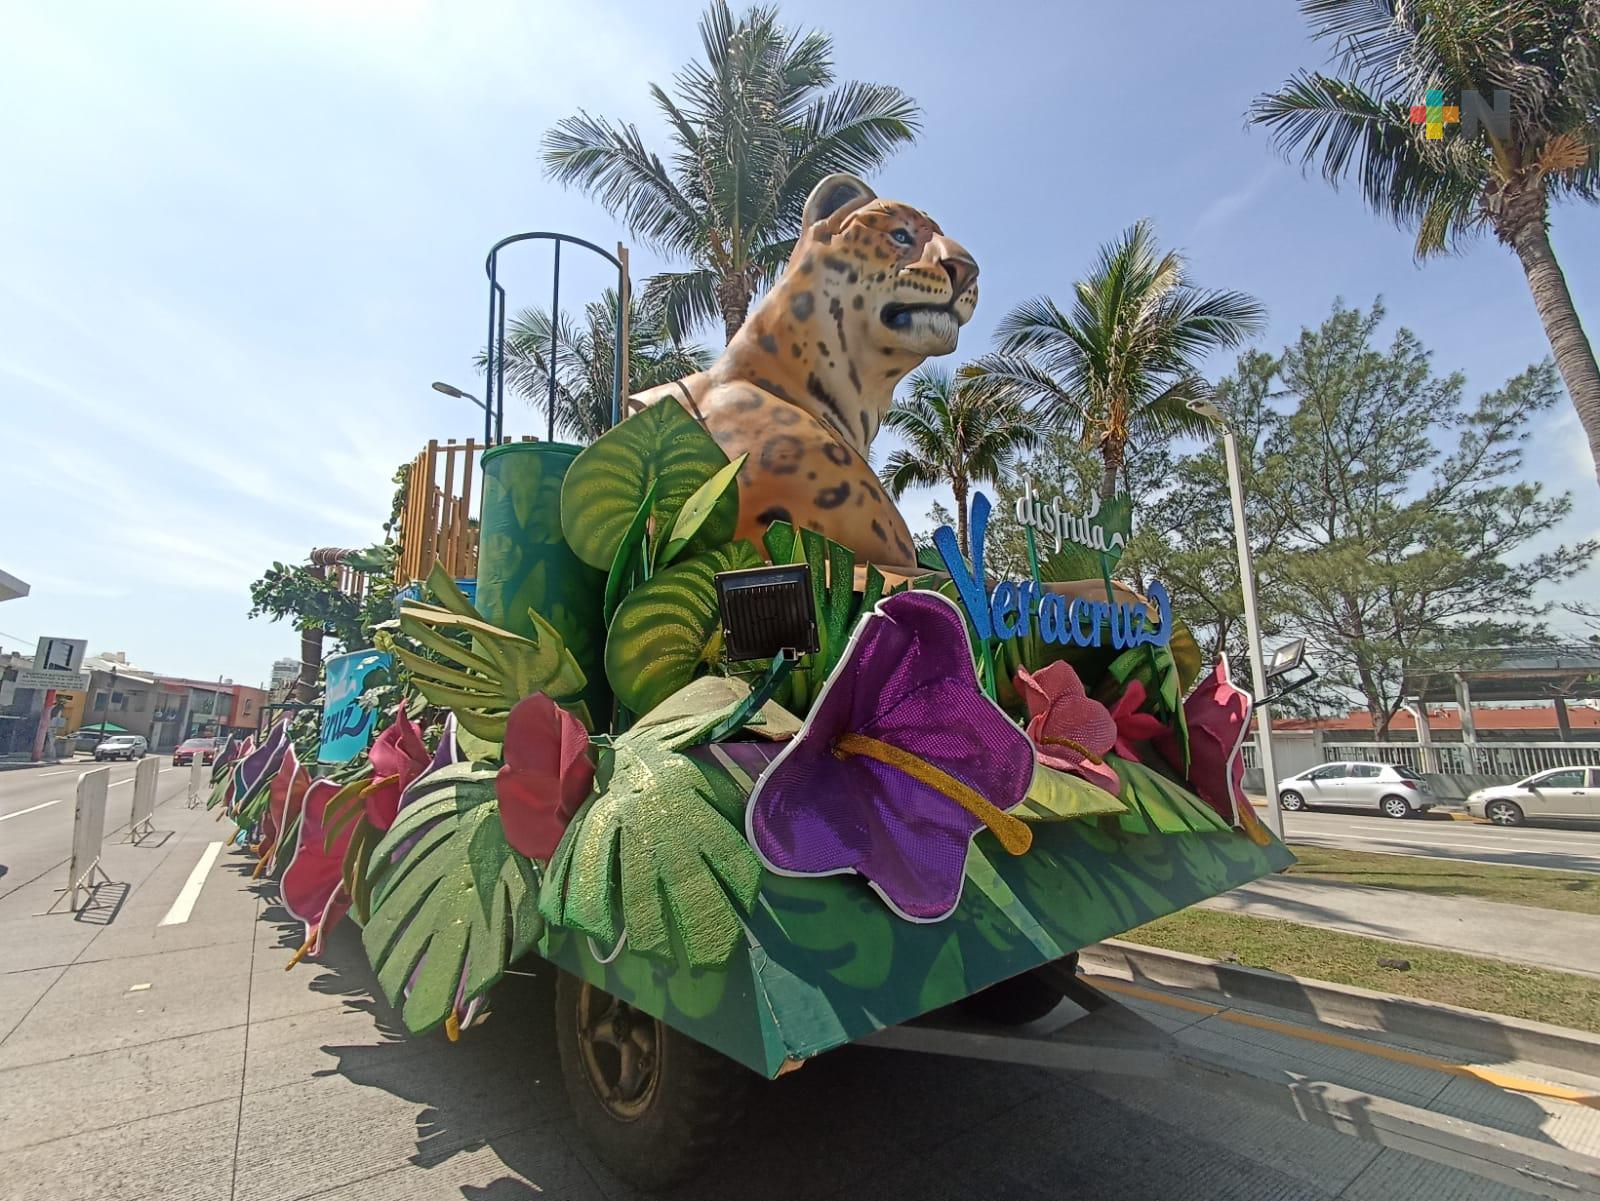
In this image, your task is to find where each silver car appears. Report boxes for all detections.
[1277,761,1436,819]
[1465,766,1600,826]
[93,734,148,761]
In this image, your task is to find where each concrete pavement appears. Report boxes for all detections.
[1,780,1595,1199]
[1270,807,1600,874]
[1200,874,1600,976]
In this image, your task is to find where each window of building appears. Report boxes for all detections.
[134,693,148,712]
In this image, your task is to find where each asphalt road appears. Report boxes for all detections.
[0,756,193,901]
[1271,806,1600,874]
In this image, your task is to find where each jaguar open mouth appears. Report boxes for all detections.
[880,301,957,330]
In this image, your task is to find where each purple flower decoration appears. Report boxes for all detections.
[747,590,1037,923]
[232,717,289,812]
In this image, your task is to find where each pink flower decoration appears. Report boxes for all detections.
[1106,680,1169,760]
[495,694,595,861]
[1014,661,1120,795]
[364,702,431,831]
[1156,655,1253,825]
[281,777,354,956]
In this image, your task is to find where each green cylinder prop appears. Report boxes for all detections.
[475,442,609,721]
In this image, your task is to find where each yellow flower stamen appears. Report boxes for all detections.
[284,929,316,971]
[444,1011,461,1042]
[832,732,1033,856]
[1039,735,1104,763]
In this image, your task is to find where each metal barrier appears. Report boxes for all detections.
[1322,740,1600,777]
[127,756,160,844]
[44,767,112,913]
[187,756,208,808]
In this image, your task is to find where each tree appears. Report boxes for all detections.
[250,546,398,699]
[483,291,711,443]
[878,366,1041,557]
[1251,0,1600,485]
[967,220,1265,500]
[542,2,920,342]
[1144,301,1594,736]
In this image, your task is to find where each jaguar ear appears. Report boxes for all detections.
[802,173,876,229]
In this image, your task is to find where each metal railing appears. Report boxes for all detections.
[1321,740,1600,777]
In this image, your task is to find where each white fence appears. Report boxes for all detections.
[127,755,160,844]
[1321,740,1600,777]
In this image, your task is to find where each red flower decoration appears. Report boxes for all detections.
[1156,655,1253,825]
[364,702,431,830]
[1106,680,1169,760]
[496,694,594,861]
[1014,661,1120,795]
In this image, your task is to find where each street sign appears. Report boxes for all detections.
[16,668,89,692]
[35,636,86,673]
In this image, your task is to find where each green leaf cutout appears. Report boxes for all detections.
[603,481,658,625]
[395,564,590,739]
[538,724,761,967]
[1018,763,1130,822]
[660,453,746,566]
[362,764,542,1034]
[604,541,762,715]
[560,399,736,572]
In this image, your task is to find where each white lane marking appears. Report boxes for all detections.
[1291,819,1597,847]
[159,841,225,926]
[0,799,65,822]
[41,768,80,777]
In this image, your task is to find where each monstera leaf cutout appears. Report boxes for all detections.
[604,540,762,715]
[395,563,589,738]
[561,399,738,572]
[538,716,762,967]
[361,760,542,1034]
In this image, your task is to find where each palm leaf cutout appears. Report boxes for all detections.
[361,761,542,1034]
[538,720,761,968]
[658,453,746,566]
[1107,755,1230,836]
[560,398,738,572]
[395,563,590,739]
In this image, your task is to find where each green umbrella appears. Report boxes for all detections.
[78,722,129,734]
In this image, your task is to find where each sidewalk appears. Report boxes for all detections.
[1200,874,1600,976]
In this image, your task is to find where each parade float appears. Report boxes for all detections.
[214,174,1292,1189]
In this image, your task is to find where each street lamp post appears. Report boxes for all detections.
[432,381,490,443]
[1189,398,1284,839]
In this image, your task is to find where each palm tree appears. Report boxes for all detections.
[879,367,1042,557]
[486,291,711,443]
[967,221,1265,501]
[542,1,920,342]
[1251,0,1600,485]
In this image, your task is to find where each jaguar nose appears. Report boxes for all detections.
[932,235,979,298]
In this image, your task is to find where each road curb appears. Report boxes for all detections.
[1082,939,1600,1078]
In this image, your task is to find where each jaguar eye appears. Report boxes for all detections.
[891,228,914,247]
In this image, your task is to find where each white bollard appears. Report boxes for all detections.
[187,756,208,808]
[128,756,160,844]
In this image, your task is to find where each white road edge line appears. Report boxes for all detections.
[0,799,65,822]
[160,841,225,927]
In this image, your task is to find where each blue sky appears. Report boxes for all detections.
[2,0,1595,683]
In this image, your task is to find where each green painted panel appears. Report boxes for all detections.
[475,442,608,719]
[539,816,1294,1077]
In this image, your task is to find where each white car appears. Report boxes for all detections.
[93,734,148,761]
[1277,761,1436,819]
[1465,767,1600,826]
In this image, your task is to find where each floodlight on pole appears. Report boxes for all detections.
[1188,395,1284,839]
